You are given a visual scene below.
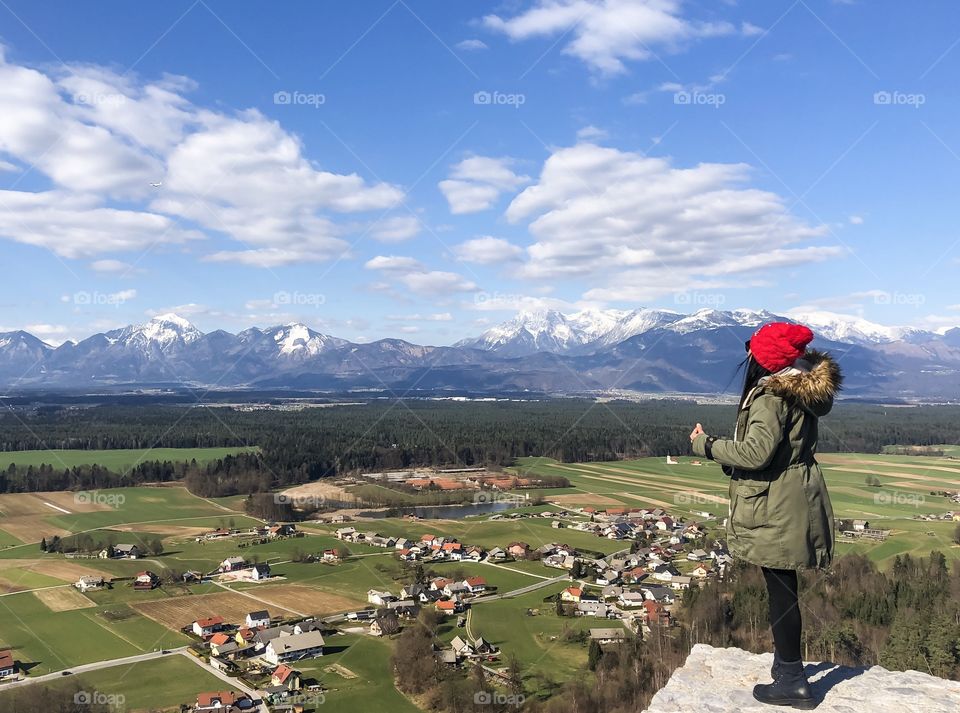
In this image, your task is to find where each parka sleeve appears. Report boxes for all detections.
[692,393,787,471]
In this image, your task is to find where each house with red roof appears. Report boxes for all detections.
[463,576,487,594]
[192,616,226,638]
[194,691,251,712]
[271,663,302,690]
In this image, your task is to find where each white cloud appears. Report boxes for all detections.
[385,313,454,322]
[112,289,138,302]
[0,52,402,266]
[454,236,523,265]
[145,302,214,319]
[576,125,609,141]
[849,215,864,224]
[370,214,421,242]
[456,39,488,51]
[504,142,838,301]
[483,0,735,75]
[0,190,201,258]
[365,255,478,297]
[89,259,139,274]
[364,255,424,272]
[439,156,529,214]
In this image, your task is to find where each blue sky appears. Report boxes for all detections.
[1,0,959,345]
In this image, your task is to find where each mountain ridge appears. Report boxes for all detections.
[2,310,959,400]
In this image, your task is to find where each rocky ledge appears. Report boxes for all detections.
[643,644,960,713]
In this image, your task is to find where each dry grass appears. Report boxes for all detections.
[33,586,96,612]
[111,523,210,538]
[0,559,112,583]
[546,493,625,507]
[133,591,296,631]
[0,492,111,541]
[253,584,364,616]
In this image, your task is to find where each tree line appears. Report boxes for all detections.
[1,401,958,495]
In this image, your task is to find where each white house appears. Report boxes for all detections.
[192,616,225,637]
[367,589,397,606]
[245,610,271,628]
[74,575,105,592]
[264,630,326,665]
[220,556,247,572]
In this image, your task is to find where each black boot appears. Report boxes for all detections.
[771,649,782,680]
[753,659,816,709]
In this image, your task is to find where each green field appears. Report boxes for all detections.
[506,453,960,567]
[470,583,600,688]
[295,634,420,713]
[0,446,256,471]
[0,654,230,711]
[0,592,188,674]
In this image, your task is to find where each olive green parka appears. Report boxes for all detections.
[692,349,842,570]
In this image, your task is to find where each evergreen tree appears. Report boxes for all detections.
[588,639,603,671]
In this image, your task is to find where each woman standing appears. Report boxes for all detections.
[689,322,841,709]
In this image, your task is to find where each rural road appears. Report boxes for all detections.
[0,583,71,598]
[473,573,569,602]
[480,560,556,580]
[177,649,263,701]
[1,646,189,689]
[4,647,266,707]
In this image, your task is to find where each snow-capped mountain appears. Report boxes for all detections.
[0,330,53,379]
[589,308,681,347]
[239,323,348,361]
[107,313,203,353]
[455,309,600,356]
[2,309,960,399]
[461,307,782,356]
[786,310,937,345]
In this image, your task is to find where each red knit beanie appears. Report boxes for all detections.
[749,322,814,372]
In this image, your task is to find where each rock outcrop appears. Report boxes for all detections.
[643,644,960,713]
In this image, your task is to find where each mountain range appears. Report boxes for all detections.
[2,310,959,400]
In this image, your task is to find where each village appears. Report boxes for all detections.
[16,499,725,713]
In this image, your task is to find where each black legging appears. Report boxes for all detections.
[762,567,802,662]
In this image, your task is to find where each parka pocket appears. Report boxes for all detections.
[732,481,770,530]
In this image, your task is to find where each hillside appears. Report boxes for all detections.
[643,644,960,713]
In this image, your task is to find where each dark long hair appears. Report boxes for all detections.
[730,354,773,409]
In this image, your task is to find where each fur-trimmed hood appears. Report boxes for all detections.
[760,348,842,416]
